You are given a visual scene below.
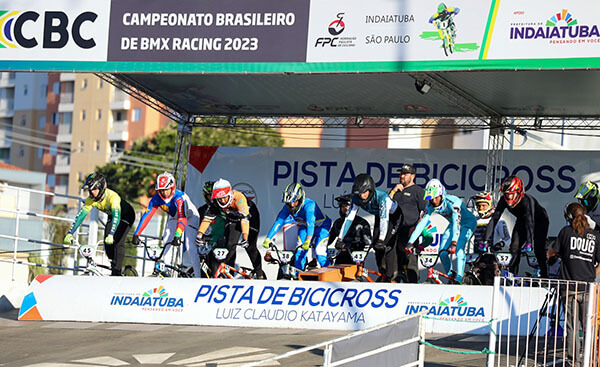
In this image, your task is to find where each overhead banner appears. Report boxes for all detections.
[107,0,310,62]
[186,147,595,239]
[0,0,111,61]
[19,275,547,335]
[484,0,600,60]
[306,0,490,62]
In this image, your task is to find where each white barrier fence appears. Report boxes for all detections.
[488,277,599,367]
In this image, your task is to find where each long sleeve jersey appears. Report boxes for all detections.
[409,194,476,245]
[484,193,548,244]
[69,188,124,236]
[266,198,329,240]
[328,215,372,250]
[474,215,511,246]
[134,190,199,237]
[429,7,460,23]
[338,189,397,242]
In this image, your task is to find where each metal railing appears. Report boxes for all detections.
[243,312,426,367]
[488,276,599,367]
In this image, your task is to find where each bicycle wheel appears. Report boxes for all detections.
[462,272,480,285]
[122,265,138,277]
[442,37,449,57]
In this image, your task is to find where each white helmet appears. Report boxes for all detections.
[424,179,446,209]
[156,172,176,201]
[211,178,233,208]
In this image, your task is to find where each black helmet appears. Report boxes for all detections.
[283,183,305,214]
[202,180,215,203]
[335,194,352,206]
[352,174,375,205]
[82,172,106,202]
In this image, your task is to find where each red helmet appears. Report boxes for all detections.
[500,175,524,208]
[472,191,494,218]
[156,172,176,201]
[211,178,233,208]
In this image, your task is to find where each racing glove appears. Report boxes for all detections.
[105,234,114,245]
[522,242,533,253]
[64,233,74,245]
[301,239,311,250]
[262,238,272,249]
[131,234,140,246]
[334,238,345,250]
[239,239,249,249]
[374,239,385,250]
[172,235,182,247]
[448,242,457,255]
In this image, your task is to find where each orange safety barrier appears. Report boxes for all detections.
[298,264,358,282]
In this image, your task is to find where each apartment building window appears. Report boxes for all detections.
[0,148,9,160]
[95,140,100,151]
[81,79,87,90]
[115,111,122,121]
[63,112,72,124]
[39,115,46,129]
[37,147,43,159]
[49,145,57,156]
[20,116,26,126]
[51,112,59,125]
[98,79,103,89]
[79,141,84,151]
[132,108,142,122]
[81,109,86,121]
[78,172,83,181]
[53,82,60,95]
[23,84,28,96]
[41,84,47,97]
[18,146,24,156]
[48,174,56,187]
[97,109,102,120]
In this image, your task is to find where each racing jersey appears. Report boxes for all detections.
[266,198,329,240]
[428,7,460,24]
[69,188,125,236]
[199,190,250,239]
[474,215,510,246]
[585,203,600,230]
[484,193,548,244]
[198,204,226,243]
[328,215,372,250]
[134,189,199,237]
[338,189,397,242]
[409,194,476,245]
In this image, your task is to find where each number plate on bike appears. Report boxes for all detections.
[351,251,367,263]
[147,246,161,260]
[279,251,294,264]
[327,248,339,259]
[419,254,437,268]
[496,252,513,266]
[79,245,94,258]
[213,248,229,260]
[197,245,212,256]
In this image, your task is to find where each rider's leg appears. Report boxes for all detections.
[294,226,309,270]
[454,223,475,283]
[509,222,526,275]
[161,219,177,268]
[313,221,331,267]
[372,216,387,276]
[183,216,201,278]
[534,218,549,278]
[109,220,131,276]
[244,202,264,278]
[439,230,453,275]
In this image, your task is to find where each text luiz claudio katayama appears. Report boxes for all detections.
[194,284,402,325]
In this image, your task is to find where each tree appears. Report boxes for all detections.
[95,120,283,206]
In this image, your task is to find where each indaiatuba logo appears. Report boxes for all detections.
[405,294,485,319]
[110,286,184,311]
[510,9,599,41]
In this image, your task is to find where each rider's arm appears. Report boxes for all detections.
[133,196,159,235]
[68,198,94,234]
[107,192,122,236]
[233,191,251,240]
[266,206,290,240]
[174,196,188,237]
[524,195,535,244]
[448,7,460,15]
[357,217,372,248]
[408,206,432,244]
[448,197,462,243]
[376,195,395,242]
[338,203,359,240]
[304,200,317,243]
[428,14,438,23]
[484,198,505,242]
[197,205,216,236]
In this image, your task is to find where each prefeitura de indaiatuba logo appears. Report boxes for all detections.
[110,286,184,312]
[405,294,485,320]
[510,9,600,44]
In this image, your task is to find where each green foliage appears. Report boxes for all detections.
[27,252,46,282]
[47,205,72,275]
[96,120,283,206]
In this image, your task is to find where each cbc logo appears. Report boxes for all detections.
[0,11,97,49]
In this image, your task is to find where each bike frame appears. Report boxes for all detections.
[265,242,303,280]
[419,249,460,284]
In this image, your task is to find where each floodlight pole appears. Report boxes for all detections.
[173,117,193,191]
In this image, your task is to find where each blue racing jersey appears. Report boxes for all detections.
[134,190,199,237]
[266,198,329,240]
[338,189,397,242]
[409,194,476,244]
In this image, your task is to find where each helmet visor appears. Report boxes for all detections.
[575,182,595,199]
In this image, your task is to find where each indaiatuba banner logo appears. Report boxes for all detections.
[510,9,600,43]
[405,294,485,320]
[110,286,184,312]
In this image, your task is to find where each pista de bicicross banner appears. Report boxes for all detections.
[0,0,598,70]
[19,275,549,335]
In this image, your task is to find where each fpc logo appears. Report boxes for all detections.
[0,10,97,49]
[315,12,356,48]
